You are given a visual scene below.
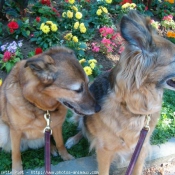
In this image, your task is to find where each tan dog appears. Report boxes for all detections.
[0,46,101,174]
[66,11,175,175]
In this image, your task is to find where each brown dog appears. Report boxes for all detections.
[66,11,175,175]
[0,46,101,174]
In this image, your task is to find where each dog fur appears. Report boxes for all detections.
[0,46,101,174]
[66,11,175,175]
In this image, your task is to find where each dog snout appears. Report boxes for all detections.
[95,103,101,113]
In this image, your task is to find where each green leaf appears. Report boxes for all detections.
[5,62,14,73]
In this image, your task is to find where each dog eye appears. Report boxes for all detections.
[74,85,83,93]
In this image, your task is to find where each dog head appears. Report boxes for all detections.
[112,10,175,115]
[24,47,101,115]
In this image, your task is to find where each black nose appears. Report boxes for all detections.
[95,103,101,113]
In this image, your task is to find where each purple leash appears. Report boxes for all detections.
[45,130,51,175]
[44,111,52,175]
[125,115,151,175]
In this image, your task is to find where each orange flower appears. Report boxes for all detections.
[172,32,175,38]
[168,0,174,3]
[167,31,173,38]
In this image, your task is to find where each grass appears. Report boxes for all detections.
[0,90,175,172]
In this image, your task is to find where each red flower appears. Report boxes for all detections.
[121,0,132,5]
[7,21,19,30]
[3,51,11,62]
[36,17,41,22]
[41,0,51,6]
[52,8,60,17]
[35,48,43,55]
[9,28,14,34]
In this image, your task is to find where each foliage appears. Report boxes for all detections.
[31,1,60,22]
[91,26,125,54]
[30,20,60,50]
[153,1,175,19]
[0,41,23,73]
[7,18,33,39]
[161,14,175,30]
[151,90,175,145]
[63,32,87,58]
[79,58,102,81]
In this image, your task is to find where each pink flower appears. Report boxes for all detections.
[99,27,114,38]
[118,46,125,54]
[111,32,121,40]
[163,15,173,21]
[3,51,11,62]
[101,38,112,45]
[92,46,100,52]
[91,42,100,52]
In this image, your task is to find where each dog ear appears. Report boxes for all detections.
[24,55,56,84]
[120,11,153,52]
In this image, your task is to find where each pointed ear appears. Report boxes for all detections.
[120,11,153,52]
[24,55,56,84]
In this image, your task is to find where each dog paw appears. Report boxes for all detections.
[65,137,77,149]
[51,144,58,157]
[60,153,75,161]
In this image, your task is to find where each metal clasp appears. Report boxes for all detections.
[144,114,151,131]
[43,110,52,134]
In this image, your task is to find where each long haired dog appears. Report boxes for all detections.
[0,47,101,175]
[66,11,175,175]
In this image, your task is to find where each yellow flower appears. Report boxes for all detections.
[96,9,102,16]
[0,79,2,86]
[106,0,112,4]
[80,26,87,33]
[51,24,58,32]
[41,25,50,34]
[122,3,130,9]
[74,22,79,29]
[79,59,86,64]
[130,3,136,8]
[71,6,78,12]
[79,23,85,28]
[62,12,66,18]
[72,36,78,42]
[101,7,108,13]
[46,21,53,25]
[88,59,97,64]
[75,12,83,19]
[67,10,73,18]
[90,62,96,69]
[84,66,92,76]
[40,23,45,30]
[69,0,75,4]
[64,33,73,40]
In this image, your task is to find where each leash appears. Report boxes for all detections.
[44,110,52,175]
[125,115,151,175]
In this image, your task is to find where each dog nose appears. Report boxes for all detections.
[95,103,101,113]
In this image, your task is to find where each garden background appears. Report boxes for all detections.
[0,0,175,173]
